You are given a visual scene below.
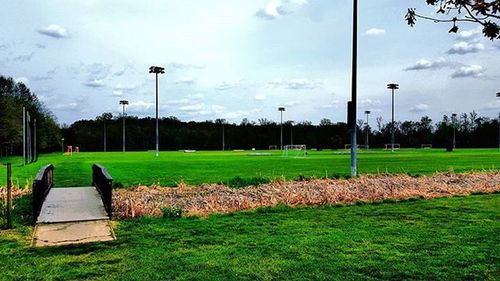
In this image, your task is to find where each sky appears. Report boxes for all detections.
[1,0,499,126]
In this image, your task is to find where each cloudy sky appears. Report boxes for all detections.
[1,0,499,126]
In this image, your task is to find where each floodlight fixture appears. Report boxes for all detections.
[119,100,128,152]
[387,83,399,152]
[150,66,166,157]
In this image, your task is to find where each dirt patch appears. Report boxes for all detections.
[112,172,500,219]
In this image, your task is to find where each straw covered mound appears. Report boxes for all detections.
[112,172,500,218]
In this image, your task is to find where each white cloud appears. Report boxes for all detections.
[365,28,386,36]
[175,78,196,85]
[83,79,105,88]
[447,41,484,55]
[112,83,136,96]
[410,104,429,113]
[457,29,482,41]
[127,100,155,114]
[404,58,455,71]
[254,0,308,20]
[255,94,266,101]
[451,65,484,79]
[269,78,321,90]
[179,103,205,112]
[37,24,69,38]
[215,81,240,91]
[14,77,29,85]
[360,99,381,107]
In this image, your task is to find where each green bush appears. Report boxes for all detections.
[227,176,270,188]
[162,207,182,219]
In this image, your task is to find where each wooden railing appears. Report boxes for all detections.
[92,164,113,218]
[32,164,54,223]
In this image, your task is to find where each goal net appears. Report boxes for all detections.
[421,144,433,149]
[384,144,401,150]
[269,145,279,150]
[283,145,307,157]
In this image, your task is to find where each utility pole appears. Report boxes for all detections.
[22,107,26,165]
[387,83,399,152]
[34,118,36,161]
[278,107,285,150]
[104,120,107,152]
[452,113,457,149]
[349,0,358,177]
[497,92,500,148]
[119,100,129,152]
[222,122,225,151]
[290,121,294,145]
[149,66,165,157]
[61,138,65,154]
[364,110,371,148]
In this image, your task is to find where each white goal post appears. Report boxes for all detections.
[421,144,433,149]
[283,145,307,157]
[384,144,401,150]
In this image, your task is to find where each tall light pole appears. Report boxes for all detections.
[387,83,399,152]
[103,120,107,152]
[290,121,294,145]
[364,110,371,148]
[278,107,285,150]
[497,92,500,149]
[149,66,165,157]
[61,138,65,154]
[451,113,457,149]
[222,120,225,151]
[119,100,128,152]
[348,0,358,177]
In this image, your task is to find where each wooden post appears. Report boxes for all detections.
[6,163,12,229]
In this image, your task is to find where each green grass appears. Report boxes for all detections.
[0,194,498,280]
[0,148,499,187]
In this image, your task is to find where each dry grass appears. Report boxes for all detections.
[112,172,500,218]
[0,187,31,201]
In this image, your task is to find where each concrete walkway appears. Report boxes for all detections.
[32,187,115,247]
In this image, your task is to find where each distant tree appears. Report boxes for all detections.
[319,118,332,126]
[406,1,500,40]
[376,117,383,132]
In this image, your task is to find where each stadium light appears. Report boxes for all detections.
[364,110,371,148]
[387,83,399,152]
[451,113,457,149]
[149,66,165,157]
[119,100,129,152]
[278,107,285,150]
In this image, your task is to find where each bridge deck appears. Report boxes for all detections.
[37,187,109,224]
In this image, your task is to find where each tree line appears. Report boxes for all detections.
[62,112,499,152]
[0,76,60,157]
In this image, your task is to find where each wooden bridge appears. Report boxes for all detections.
[31,164,116,247]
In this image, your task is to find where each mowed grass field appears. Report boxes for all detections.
[1,148,499,187]
[1,194,499,280]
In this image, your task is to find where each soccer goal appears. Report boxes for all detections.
[283,145,307,157]
[384,144,401,150]
[269,145,279,150]
[421,144,433,149]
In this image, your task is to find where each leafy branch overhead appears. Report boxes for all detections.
[406,0,500,40]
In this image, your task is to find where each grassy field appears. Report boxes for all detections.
[0,148,499,187]
[0,194,498,280]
